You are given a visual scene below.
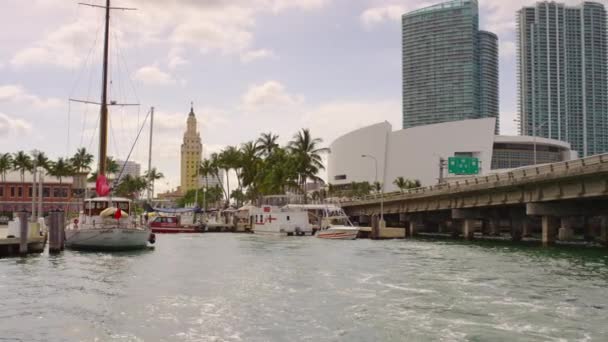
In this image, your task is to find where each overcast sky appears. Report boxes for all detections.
[0,0,593,192]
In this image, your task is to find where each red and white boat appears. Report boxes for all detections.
[149,215,204,234]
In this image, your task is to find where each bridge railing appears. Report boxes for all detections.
[339,153,608,204]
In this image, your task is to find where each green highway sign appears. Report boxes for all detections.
[448,157,480,175]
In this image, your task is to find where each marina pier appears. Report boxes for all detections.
[342,153,608,246]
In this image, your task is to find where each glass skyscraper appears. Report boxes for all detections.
[517,1,607,157]
[402,0,499,132]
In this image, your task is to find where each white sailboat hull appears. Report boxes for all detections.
[65,227,151,251]
[316,226,359,240]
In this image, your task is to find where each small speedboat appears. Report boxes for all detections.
[316,225,359,240]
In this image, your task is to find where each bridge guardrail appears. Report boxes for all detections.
[339,152,608,205]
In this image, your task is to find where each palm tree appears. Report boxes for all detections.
[199,159,215,210]
[106,157,120,178]
[288,129,329,203]
[31,151,51,174]
[393,176,408,193]
[144,167,164,199]
[218,147,240,204]
[239,141,259,196]
[0,153,13,183]
[71,148,94,173]
[373,181,382,194]
[256,132,279,157]
[115,175,149,200]
[12,151,32,183]
[210,153,228,202]
[49,158,73,184]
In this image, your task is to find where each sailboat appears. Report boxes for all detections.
[64,0,154,250]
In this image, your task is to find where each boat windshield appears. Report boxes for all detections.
[84,201,130,216]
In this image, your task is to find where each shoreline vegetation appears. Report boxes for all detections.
[1,129,420,209]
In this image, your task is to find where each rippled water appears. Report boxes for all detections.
[1,234,608,341]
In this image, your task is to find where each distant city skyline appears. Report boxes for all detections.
[0,0,590,192]
[517,1,608,157]
[402,0,499,132]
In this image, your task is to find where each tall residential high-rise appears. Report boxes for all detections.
[114,159,141,182]
[517,1,607,157]
[402,0,499,132]
[180,104,202,193]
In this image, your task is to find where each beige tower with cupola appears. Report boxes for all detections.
[180,104,202,193]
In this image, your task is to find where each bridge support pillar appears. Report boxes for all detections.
[522,218,533,237]
[510,217,523,242]
[450,220,462,238]
[558,217,575,241]
[489,219,500,236]
[542,216,559,246]
[463,219,475,240]
[408,221,417,237]
[438,221,446,233]
[599,216,608,245]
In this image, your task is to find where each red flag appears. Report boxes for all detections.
[96,175,110,196]
[114,208,122,220]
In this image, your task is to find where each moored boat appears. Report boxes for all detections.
[250,205,312,236]
[149,214,204,233]
[284,204,359,240]
[65,197,153,251]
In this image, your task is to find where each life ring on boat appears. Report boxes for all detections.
[148,233,156,244]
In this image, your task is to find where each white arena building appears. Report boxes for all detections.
[327,118,576,192]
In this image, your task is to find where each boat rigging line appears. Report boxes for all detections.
[114,107,152,185]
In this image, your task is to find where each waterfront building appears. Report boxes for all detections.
[0,171,85,213]
[180,104,203,193]
[327,118,575,192]
[517,1,608,157]
[402,0,499,132]
[114,159,141,182]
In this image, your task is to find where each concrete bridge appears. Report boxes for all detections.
[341,153,608,246]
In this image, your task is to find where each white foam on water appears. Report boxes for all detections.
[376,280,437,294]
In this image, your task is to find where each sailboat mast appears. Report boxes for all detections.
[98,0,111,176]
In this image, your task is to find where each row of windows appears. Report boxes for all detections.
[0,187,70,199]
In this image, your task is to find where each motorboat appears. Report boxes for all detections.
[249,205,312,236]
[284,204,359,240]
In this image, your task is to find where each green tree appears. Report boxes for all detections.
[230,188,246,207]
[393,176,408,193]
[71,147,94,173]
[209,153,228,202]
[115,175,149,200]
[256,132,279,157]
[198,159,215,210]
[144,167,164,198]
[48,158,74,184]
[31,150,51,173]
[12,151,32,183]
[373,181,382,194]
[288,129,329,203]
[0,153,13,183]
[177,185,224,208]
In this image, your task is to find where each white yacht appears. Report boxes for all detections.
[250,205,312,236]
[65,197,153,250]
[284,204,359,240]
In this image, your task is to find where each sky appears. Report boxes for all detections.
[0,0,595,193]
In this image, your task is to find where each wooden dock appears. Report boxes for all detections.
[0,225,47,257]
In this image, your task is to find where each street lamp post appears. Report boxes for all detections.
[361,154,383,224]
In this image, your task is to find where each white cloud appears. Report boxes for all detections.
[302,100,401,144]
[0,84,62,109]
[133,65,176,86]
[360,5,407,28]
[241,80,304,112]
[0,112,31,138]
[240,49,277,63]
[11,16,100,69]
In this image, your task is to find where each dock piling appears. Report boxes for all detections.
[18,211,28,255]
[49,211,61,254]
[59,211,65,250]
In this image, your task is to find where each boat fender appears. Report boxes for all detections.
[148,233,156,244]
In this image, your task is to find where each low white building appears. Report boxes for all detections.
[328,118,576,192]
